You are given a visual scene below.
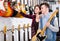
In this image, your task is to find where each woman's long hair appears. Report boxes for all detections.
[34,5,41,15]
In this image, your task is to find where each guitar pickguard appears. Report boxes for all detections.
[36,32,46,41]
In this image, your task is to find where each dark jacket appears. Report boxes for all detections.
[20,12,39,37]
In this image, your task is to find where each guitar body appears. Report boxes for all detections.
[0,10,6,16]
[32,29,46,41]
[0,0,5,11]
[32,29,40,41]
[0,1,13,17]
[32,35,36,41]
[0,0,6,16]
[3,2,13,17]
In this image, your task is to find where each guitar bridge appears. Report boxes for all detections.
[36,32,46,41]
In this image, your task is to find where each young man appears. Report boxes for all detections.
[39,3,59,41]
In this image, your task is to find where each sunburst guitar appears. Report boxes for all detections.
[3,2,13,17]
[0,1,13,17]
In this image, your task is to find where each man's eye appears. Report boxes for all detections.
[42,8,43,9]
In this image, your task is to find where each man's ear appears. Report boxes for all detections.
[46,8,49,11]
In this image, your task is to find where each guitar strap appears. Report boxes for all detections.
[38,19,40,29]
[41,17,43,30]
[39,17,43,30]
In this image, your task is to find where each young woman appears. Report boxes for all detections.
[20,5,41,37]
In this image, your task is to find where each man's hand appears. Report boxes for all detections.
[46,22,50,27]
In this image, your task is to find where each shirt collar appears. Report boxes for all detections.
[42,12,52,18]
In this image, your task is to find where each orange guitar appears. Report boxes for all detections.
[0,0,6,16]
[0,1,13,17]
[3,2,13,17]
[0,10,6,16]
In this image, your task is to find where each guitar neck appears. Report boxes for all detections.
[48,9,58,22]
[41,9,58,35]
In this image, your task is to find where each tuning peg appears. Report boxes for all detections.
[3,25,7,34]
[18,24,20,31]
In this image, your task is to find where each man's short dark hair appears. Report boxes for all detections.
[40,3,50,8]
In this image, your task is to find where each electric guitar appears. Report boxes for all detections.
[0,0,6,16]
[0,0,5,11]
[32,9,58,41]
[0,10,6,16]
[0,0,13,17]
[3,2,13,17]
[15,4,26,18]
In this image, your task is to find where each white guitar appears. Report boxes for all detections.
[0,0,5,11]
